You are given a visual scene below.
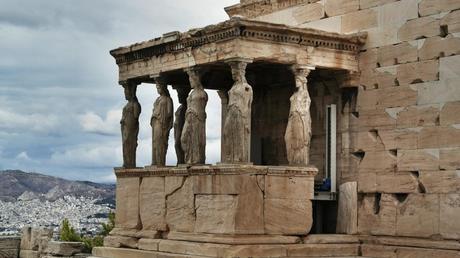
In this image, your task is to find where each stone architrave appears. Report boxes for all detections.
[151,80,174,166]
[120,82,141,168]
[285,66,314,166]
[222,59,253,163]
[181,68,208,165]
[174,87,190,164]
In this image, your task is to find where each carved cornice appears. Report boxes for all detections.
[225,0,315,18]
[110,17,366,66]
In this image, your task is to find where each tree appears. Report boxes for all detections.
[59,218,81,242]
[100,212,115,236]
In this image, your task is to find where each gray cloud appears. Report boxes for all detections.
[0,0,237,182]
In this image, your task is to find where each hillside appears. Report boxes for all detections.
[0,170,115,202]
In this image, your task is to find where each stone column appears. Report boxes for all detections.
[339,71,360,114]
[217,90,228,162]
[222,58,253,164]
[285,65,315,166]
[174,86,191,164]
[181,68,208,165]
[150,76,174,166]
[120,80,141,168]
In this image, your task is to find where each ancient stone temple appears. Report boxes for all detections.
[93,0,460,257]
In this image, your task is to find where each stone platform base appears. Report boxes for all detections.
[92,235,460,258]
[114,165,318,236]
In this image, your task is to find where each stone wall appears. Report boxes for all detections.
[17,227,90,258]
[0,237,20,258]
[239,0,460,240]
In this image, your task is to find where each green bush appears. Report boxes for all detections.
[81,235,103,253]
[59,212,115,253]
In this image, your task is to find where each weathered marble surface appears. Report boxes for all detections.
[139,177,166,231]
[336,182,358,234]
[114,178,141,230]
[112,165,317,238]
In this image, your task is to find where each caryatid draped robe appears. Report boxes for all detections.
[181,71,208,165]
[223,62,253,163]
[174,88,190,164]
[285,68,312,166]
[151,92,173,166]
[121,85,141,168]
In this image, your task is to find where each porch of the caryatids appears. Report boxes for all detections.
[181,68,208,165]
[222,58,253,164]
[285,65,314,166]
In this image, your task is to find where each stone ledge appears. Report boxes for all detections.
[93,233,460,258]
[94,237,460,257]
[93,247,206,258]
[359,235,460,251]
[114,165,318,178]
[303,234,360,244]
[165,232,302,245]
[45,241,84,256]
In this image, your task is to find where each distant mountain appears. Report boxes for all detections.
[0,170,115,202]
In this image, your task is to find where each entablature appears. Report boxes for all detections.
[110,17,366,83]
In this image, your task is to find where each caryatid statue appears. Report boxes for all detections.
[174,87,190,164]
[181,69,208,165]
[285,66,314,166]
[120,82,141,168]
[222,60,253,163]
[151,80,174,166]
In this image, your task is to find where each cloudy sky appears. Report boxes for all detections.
[0,0,238,182]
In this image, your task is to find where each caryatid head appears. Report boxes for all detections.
[123,82,137,101]
[230,61,248,84]
[156,83,170,96]
[187,69,203,90]
[177,87,190,104]
[291,66,312,90]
